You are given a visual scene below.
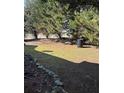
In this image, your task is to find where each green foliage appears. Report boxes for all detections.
[24,0,99,45]
[24,9,34,34]
[68,7,99,45]
[25,0,69,38]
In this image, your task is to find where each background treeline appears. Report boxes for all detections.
[24,0,99,46]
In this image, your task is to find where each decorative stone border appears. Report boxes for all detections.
[25,54,68,93]
[36,63,68,93]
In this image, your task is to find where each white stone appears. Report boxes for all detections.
[55,80,63,86]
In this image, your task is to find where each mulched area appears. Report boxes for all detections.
[25,54,54,93]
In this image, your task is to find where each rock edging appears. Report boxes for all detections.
[36,63,68,93]
[25,54,68,93]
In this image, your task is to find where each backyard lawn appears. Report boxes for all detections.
[25,40,99,64]
[24,40,99,93]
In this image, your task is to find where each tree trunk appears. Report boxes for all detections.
[57,33,62,39]
[46,34,49,39]
[34,31,38,40]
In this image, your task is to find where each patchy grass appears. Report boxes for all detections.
[39,43,98,63]
[25,42,98,63]
[24,41,99,93]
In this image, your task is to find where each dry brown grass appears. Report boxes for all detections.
[25,39,99,93]
[35,41,98,64]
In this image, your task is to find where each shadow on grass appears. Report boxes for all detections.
[24,39,41,42]
[24,45,99,93]
[42,50,53,52]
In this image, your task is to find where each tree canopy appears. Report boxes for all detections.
[24,0,99,45]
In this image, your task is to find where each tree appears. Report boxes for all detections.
[68,7,99,45]
[24,0,99,45]
[25,0,69,39]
